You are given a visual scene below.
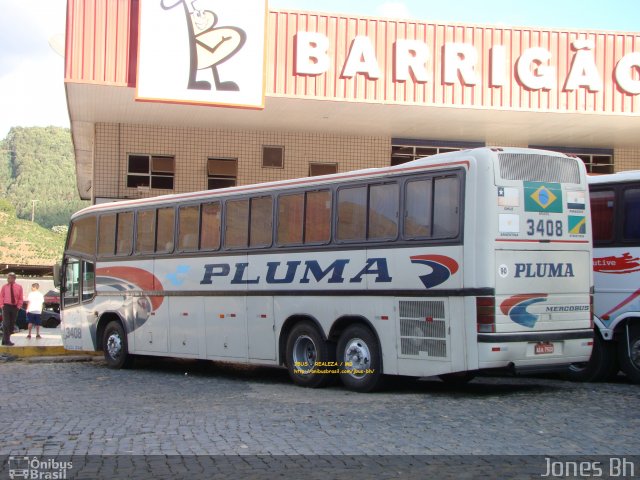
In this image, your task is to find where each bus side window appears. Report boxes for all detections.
[136,209,156,254]
[98,214,116,256]
[225,199,249,248]
[178,205,200,251]
[433,176,460,238]
[369,183,399,240]
[277,193,303,245]
[156,207,175,253]
[337,186,366,241]
[590,190,615,243]
[116,211,134,255]
[305,190,331,244]
[623,188,640,241]
[250,196,273,247]
[201,202,221,250]
[404,179,433,238]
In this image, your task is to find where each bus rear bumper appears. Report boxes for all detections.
[477,329,593,370]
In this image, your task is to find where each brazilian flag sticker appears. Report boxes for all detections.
[524,182,563,213]
[568,215,586,235]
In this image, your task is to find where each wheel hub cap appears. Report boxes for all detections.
[344,338,370,378]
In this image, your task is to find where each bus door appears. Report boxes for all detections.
[61,256,96,351]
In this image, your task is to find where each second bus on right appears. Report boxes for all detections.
[569,171,640,384]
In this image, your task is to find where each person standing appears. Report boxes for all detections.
[26,283,44,340]
[1,273,24,346]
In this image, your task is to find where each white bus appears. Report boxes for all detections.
[58,147,593,391]
[567,171,640,384]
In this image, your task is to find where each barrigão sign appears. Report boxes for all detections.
[295,32,640,95]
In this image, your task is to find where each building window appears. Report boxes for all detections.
[208,158,237,190]
[263,145,284,168]
[391,139,484,166]
[529,145,614,174]
[576,153,614,174]
[309,163,338,176]
[127,154,175,189]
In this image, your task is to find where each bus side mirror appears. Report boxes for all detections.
[53,263,61,288]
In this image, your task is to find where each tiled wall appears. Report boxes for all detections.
[94,123,391,199]
[613,148,640,173]
[94,123,640,201]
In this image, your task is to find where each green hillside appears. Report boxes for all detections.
[1,126,89,229]
[0,126,87,265]
[0,208,66,265]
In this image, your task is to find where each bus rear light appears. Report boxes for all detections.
[491,347,501,352]
[476,296,496,333]
[589,294,594,328]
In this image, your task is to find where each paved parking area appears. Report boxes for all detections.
[0,358,638,477]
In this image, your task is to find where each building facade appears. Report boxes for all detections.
[64,0,640,202]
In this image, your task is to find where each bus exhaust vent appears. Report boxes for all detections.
[498,154,580,184]
[399,300,447,358]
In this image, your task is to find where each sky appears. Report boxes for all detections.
[0,0,638,139]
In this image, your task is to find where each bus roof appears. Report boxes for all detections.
[71,146,571,220]
[588,170,640,185]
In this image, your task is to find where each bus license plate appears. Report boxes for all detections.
[534,342,554,354]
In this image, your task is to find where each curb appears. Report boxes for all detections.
[23,355,104,363]
[0,345,102,358]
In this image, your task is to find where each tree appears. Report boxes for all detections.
[2,126,89,228]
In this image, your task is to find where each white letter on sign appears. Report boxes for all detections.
[565,39,602,92]
[443,43,478,85]
[517,47,556,90]
[395,39,429,82]
[343,36,382,79]
[296,32,330,75]
[615,52,640,95]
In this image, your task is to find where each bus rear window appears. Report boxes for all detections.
[68,216,97,255]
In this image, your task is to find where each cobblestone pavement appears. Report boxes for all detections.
[0,358,638,478]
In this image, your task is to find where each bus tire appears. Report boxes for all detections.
[285,321,332,388]
[103,321,133,369]
[566,330,618,382]
[618,325,640,384]
[337,324,383,393]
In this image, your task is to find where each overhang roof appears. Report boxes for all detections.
[67,82,640,198]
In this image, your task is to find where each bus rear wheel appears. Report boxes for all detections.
[337,325,383,392]
[285,321,333,388]
[566,331,618,382]
[618,325,640,384]
[103,321,133,369]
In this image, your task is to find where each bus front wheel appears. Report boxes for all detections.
[103,321,133,369]
[337,325,383,392]
[285,321,333,388]
[566,331,618,382]
[618,325,640,384]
